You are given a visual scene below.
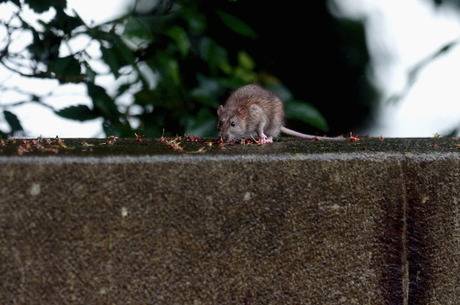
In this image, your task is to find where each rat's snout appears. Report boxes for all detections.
[220,131,234,143]
[218,130,228,142]
[222,134,231,142]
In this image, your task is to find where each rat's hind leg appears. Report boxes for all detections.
[248,104,272,144]
[257,121,273,143]
[265,116,283,139]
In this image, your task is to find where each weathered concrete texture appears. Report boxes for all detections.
[0,138,459,305]
[0,137,459,156]
[404,157,460,305]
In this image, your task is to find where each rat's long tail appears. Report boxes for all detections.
[280,126,345,141]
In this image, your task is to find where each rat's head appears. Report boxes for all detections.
[217,105,247,142]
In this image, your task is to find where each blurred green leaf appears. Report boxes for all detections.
[238,51,254,70]
[138,115,163,137]
[190,75,221,106]
[87,29,114,42]
[25,0,66,13]
[182,7,206,34]
[3,110,23,133]
[100,38,137,78]
[124,16,153,43]
[49,10,84,34]
[134,89,155,106]
[199,38,231,73]
[216,77,246,89]
[285,100,329,131]
[102,119,132,137]
[266,83,293,101]
[83,62,96,82]
[185,109,216,137]
[155,54,180,85]
[28,30,61,62]
[48,56,82,83]
[234,67,256,83]
[87,83,119,120]
[217,10,257,38]
[102,120,120,136]
[55,105,99,121]
[101,47,121,78]
[113,38,136,66]
[167,26,190,56]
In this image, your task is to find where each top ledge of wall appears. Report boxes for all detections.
[0,137,458,158]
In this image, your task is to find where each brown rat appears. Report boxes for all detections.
[217,84,344,143]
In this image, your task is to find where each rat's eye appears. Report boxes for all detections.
[230,121,236,127]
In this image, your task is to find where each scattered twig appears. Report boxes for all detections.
[159,136,184,152]
[15,137,74,155]
[348,132,360,142]
[104,136,118,145]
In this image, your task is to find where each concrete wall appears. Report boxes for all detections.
[0,138,459,304]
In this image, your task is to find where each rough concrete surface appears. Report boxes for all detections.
[0,137,459,305]
[404,158,460,305]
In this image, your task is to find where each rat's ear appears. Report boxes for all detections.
[217,105,224,117]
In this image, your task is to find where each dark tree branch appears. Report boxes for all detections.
[387,37,460,104]
[0,59,50,78]
[0,98,56,111]
[0,82,57,112]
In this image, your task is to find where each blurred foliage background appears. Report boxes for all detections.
[0,0,379,138]
[431,0,460,7]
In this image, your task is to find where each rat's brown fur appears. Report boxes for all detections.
[217,85,283,142]
[217,84,343,142]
